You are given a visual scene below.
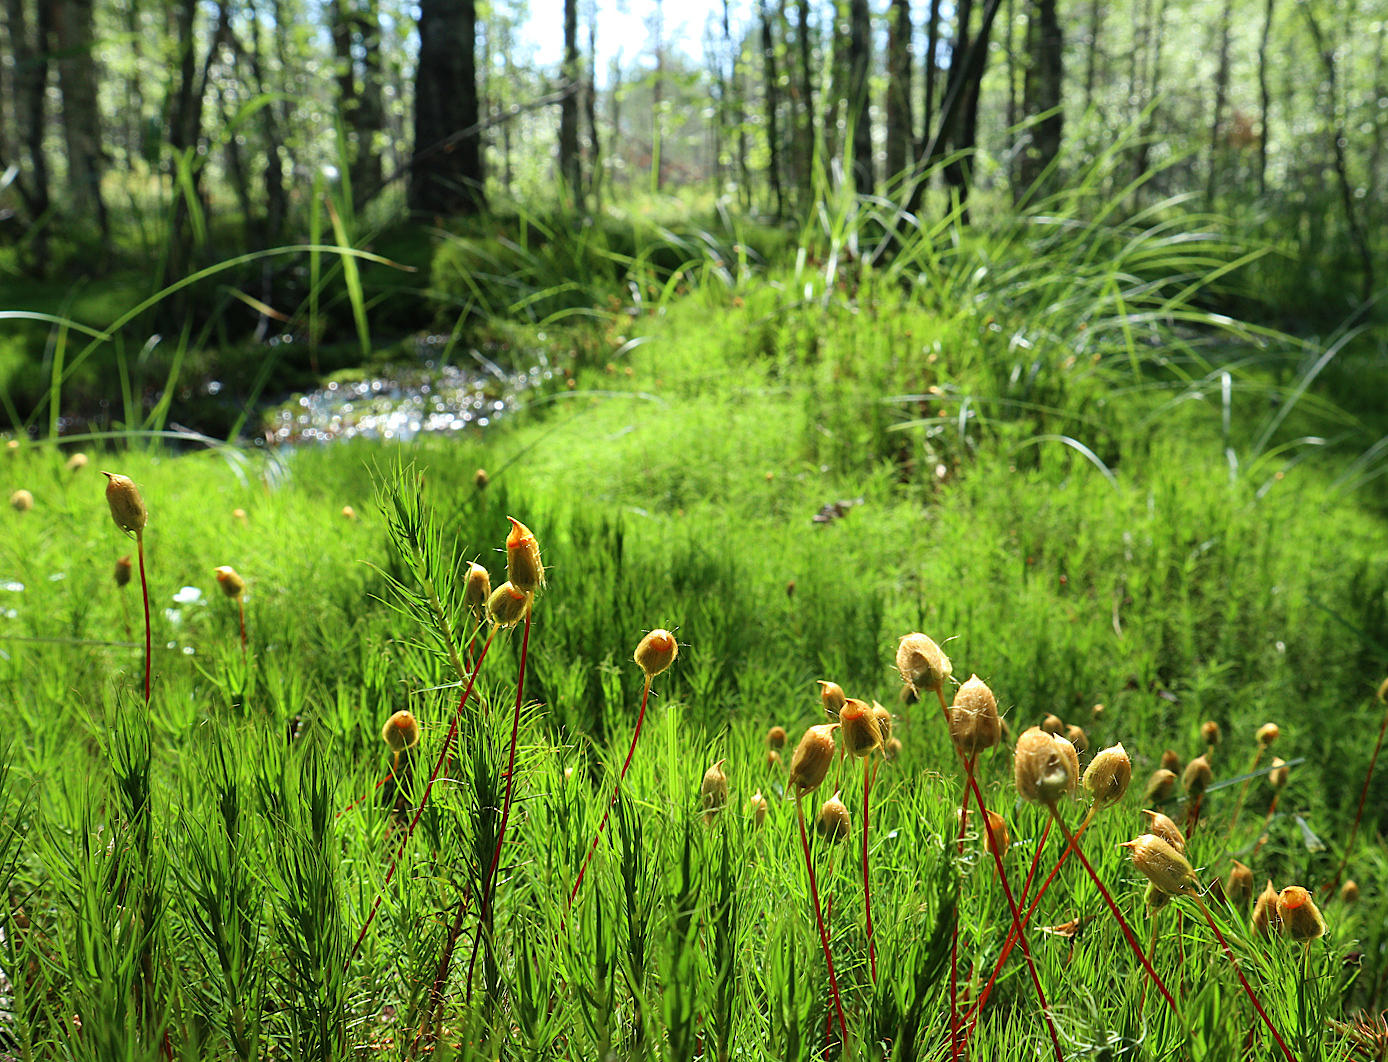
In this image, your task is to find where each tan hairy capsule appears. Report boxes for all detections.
[114,555,133,588]
[1144,769,1178,804]
[872,702,893,746]
[766,748,782,769]
[1277,886,1325,941]
[65,452,88,472]
[1268,757,1289,789]
[1160,749,1180,772]
[1256,722,1280,748]
[789,723,839,794]
[1252,881,1281,936]
[231,507,248,525]
[701,760,729,821]
[1013,727,1076,806]
[1066,725,1089,754]
[486,581,532,628]
[9,489,32,512]
[505,517,545,592]
[1092,703,1106,720]
[1141,809,1186,852]
[213,565,245,600]
[840,698,882,758]
[1225,860,1254,908]
[463,562,491,623]
[634,629,678,679]
[1122,834,1198,896]
[750,791,769,826]
[884,736,902,762]
[766,725,788,749]
[474,468,489,490]
[816,792,851,842]
[1182,755,1213,797]
[381,710,420,752]
[1340,880,1360,903]
[895,632,952,696]
[102,472,148,535]
[818,680,847,715]
[1082,744,1132,809]
[1041,713,1065,735]
[341,505,357,520]
[949,675,1001,755]
[1201,720,1222,747]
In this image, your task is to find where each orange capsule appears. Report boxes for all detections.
[214,565,246,600]
[505,517,545,592]
[381,710,420,752]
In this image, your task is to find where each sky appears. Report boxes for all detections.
[523,0,722,83]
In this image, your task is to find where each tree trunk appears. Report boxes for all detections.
[651,0,664,192]
[885,0,913,186]
[1255,0,1275,196]
[586,14,601,209]
[761,0,784,217]
[1206,0,1235,204]
[795,0,815,200]
[52,0,109,241]
[1299,2,1374,302]
[4,0,52,271]
[559,0,582,206]
[409,0,485,217]
[1018,0,1062,197]
[847,0,873,194]
[1131,0,1167,190]
[1083,0,1102,111]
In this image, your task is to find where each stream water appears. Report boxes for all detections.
[262,343,557,445]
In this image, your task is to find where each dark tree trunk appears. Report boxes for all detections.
[1018,0,1062,196]
[5,0,52,271]
[1299,2,1374,302]
[559,0,582,205]
[922,0,941,143]
[1131,0,1167,190]
[795,0,815,200]
[908,0,1002,217]
[761,0,784,217]
[1206,0,1235,203]
[1083,0,1103,111]
[885,0,914,185]
[53,0,109,241]
[586,14,601,208]
[1255,0,1275,196]
[847,0,873,194]
[409,0,485,217]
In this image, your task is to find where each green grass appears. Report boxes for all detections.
[1,175,1387,1060]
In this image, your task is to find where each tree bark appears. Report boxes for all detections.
[559,0,582,206]
[1298,2,1374,302]
[409,0,485,216]
[1206,0,1235,203]
[761,0,784,217]
[1255,0,1275,196]
[1083,0,1103,112]
[4,0,52,271]
[885,0,913,185]
[1018,0,1062,197]
[795,0,815,200]
[52,0,109,241]
[585,13,602,209]
[847,0,873,194]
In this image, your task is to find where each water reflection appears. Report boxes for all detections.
[266,354,554,445]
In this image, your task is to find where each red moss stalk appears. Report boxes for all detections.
[1188,893,1295,1062]
[798,795,849,1044]
[345,626,497,969]
[1049,811,1179,1014]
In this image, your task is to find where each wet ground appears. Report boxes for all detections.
[259,340,557,445]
